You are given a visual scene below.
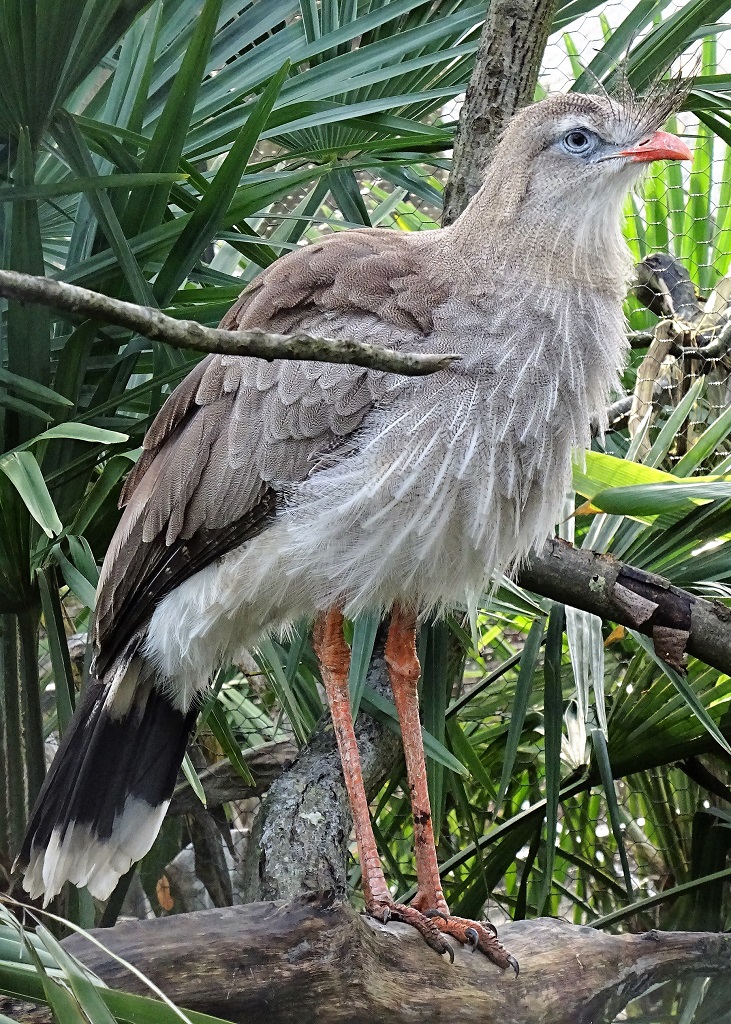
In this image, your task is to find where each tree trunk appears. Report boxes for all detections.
[58,898,731,1024]
[442,0,558,225]
[0,606,44,869]
[238,632,403,902]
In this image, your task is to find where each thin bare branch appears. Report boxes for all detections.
[0,270,459,376]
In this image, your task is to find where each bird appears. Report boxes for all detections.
[18,85,690,968]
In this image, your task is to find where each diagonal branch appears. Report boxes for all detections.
[519,539,731,676]
[0,270,457,377]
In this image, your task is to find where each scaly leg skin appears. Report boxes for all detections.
[385,607,519,975]
[313,608,452,959]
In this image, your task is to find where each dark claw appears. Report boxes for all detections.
[424,909,449,922]
[382,906,391,924]
[482,920,498,937]
[507,954,520,977]
[464,926,479,951]
[443,941,455,964]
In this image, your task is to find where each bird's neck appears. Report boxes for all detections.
[441,172,634,301]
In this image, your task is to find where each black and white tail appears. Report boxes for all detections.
[17,658,196,904]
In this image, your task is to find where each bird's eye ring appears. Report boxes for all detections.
[562,129,594,154]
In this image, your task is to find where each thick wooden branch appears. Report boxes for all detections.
[169,739,298,816]
[442,0,557,225]
[60,897,731,1024]
[520,539,731,676]
[0,270,457,376]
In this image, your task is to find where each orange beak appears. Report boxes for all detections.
[617,130,692,163]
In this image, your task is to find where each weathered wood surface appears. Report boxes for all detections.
[518,538,731,679]
[62,896,731,1024]
[169,738,298,815]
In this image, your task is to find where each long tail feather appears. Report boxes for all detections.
[17,659,196,903]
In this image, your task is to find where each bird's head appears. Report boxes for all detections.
[501,86,690,201]
[456,82,691,287]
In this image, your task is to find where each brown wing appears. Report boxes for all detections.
[94,228,449,672]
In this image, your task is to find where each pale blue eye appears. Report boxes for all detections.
[562,129,595,155]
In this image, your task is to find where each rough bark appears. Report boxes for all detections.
[518,538,731,677]
[0,270,454,376]
[238,634,403,902]
[57,898,731,1024]
[442,0,558,225]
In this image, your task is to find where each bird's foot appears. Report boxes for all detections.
[367,898,455,962]
[424,911,519,974]
[367,898,518,973]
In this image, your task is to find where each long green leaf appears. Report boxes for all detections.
[421,619,451,836]
[622,0,731,89]
[255,637,310,744]
[538,603,565,915]
[70,453,135,534]
[348,611,380,718]
[495,617,544,811]
[0,0,152,144]
[362,686,468,776]
[591,480,731,517]
[154,60,291,305]
[14,933,86,1024]
[631,631,731,757]
[573,0,674,93]
[50,110,159,305]
[205,700,255,786]
[37,566,76,734]
[0,452,62,537]
[0,172,184,203]
[182,753,207,808]
[0,369,73,409]
[591,728,633,897]
[121,0,224,238]
[35,925,118,1024]
[6,128,50,447]
[673,402,731,477]
[53,545,97,609]
[592,866,731,929]
[16,423,129,450]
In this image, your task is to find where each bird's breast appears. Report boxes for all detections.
[278,289,627,615]
[144,287,628,686]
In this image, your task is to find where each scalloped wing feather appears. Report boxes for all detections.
[94,229,448,668]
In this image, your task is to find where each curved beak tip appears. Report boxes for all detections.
[619,130,692,163]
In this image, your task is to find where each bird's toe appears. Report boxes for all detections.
[368,899,455,961]
[433,914,518,973]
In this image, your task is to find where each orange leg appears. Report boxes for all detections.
[385,606,518,974]
[385,607,447,913]
[313,608,450,957]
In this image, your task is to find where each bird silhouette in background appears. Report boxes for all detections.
[18,85,690,969]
